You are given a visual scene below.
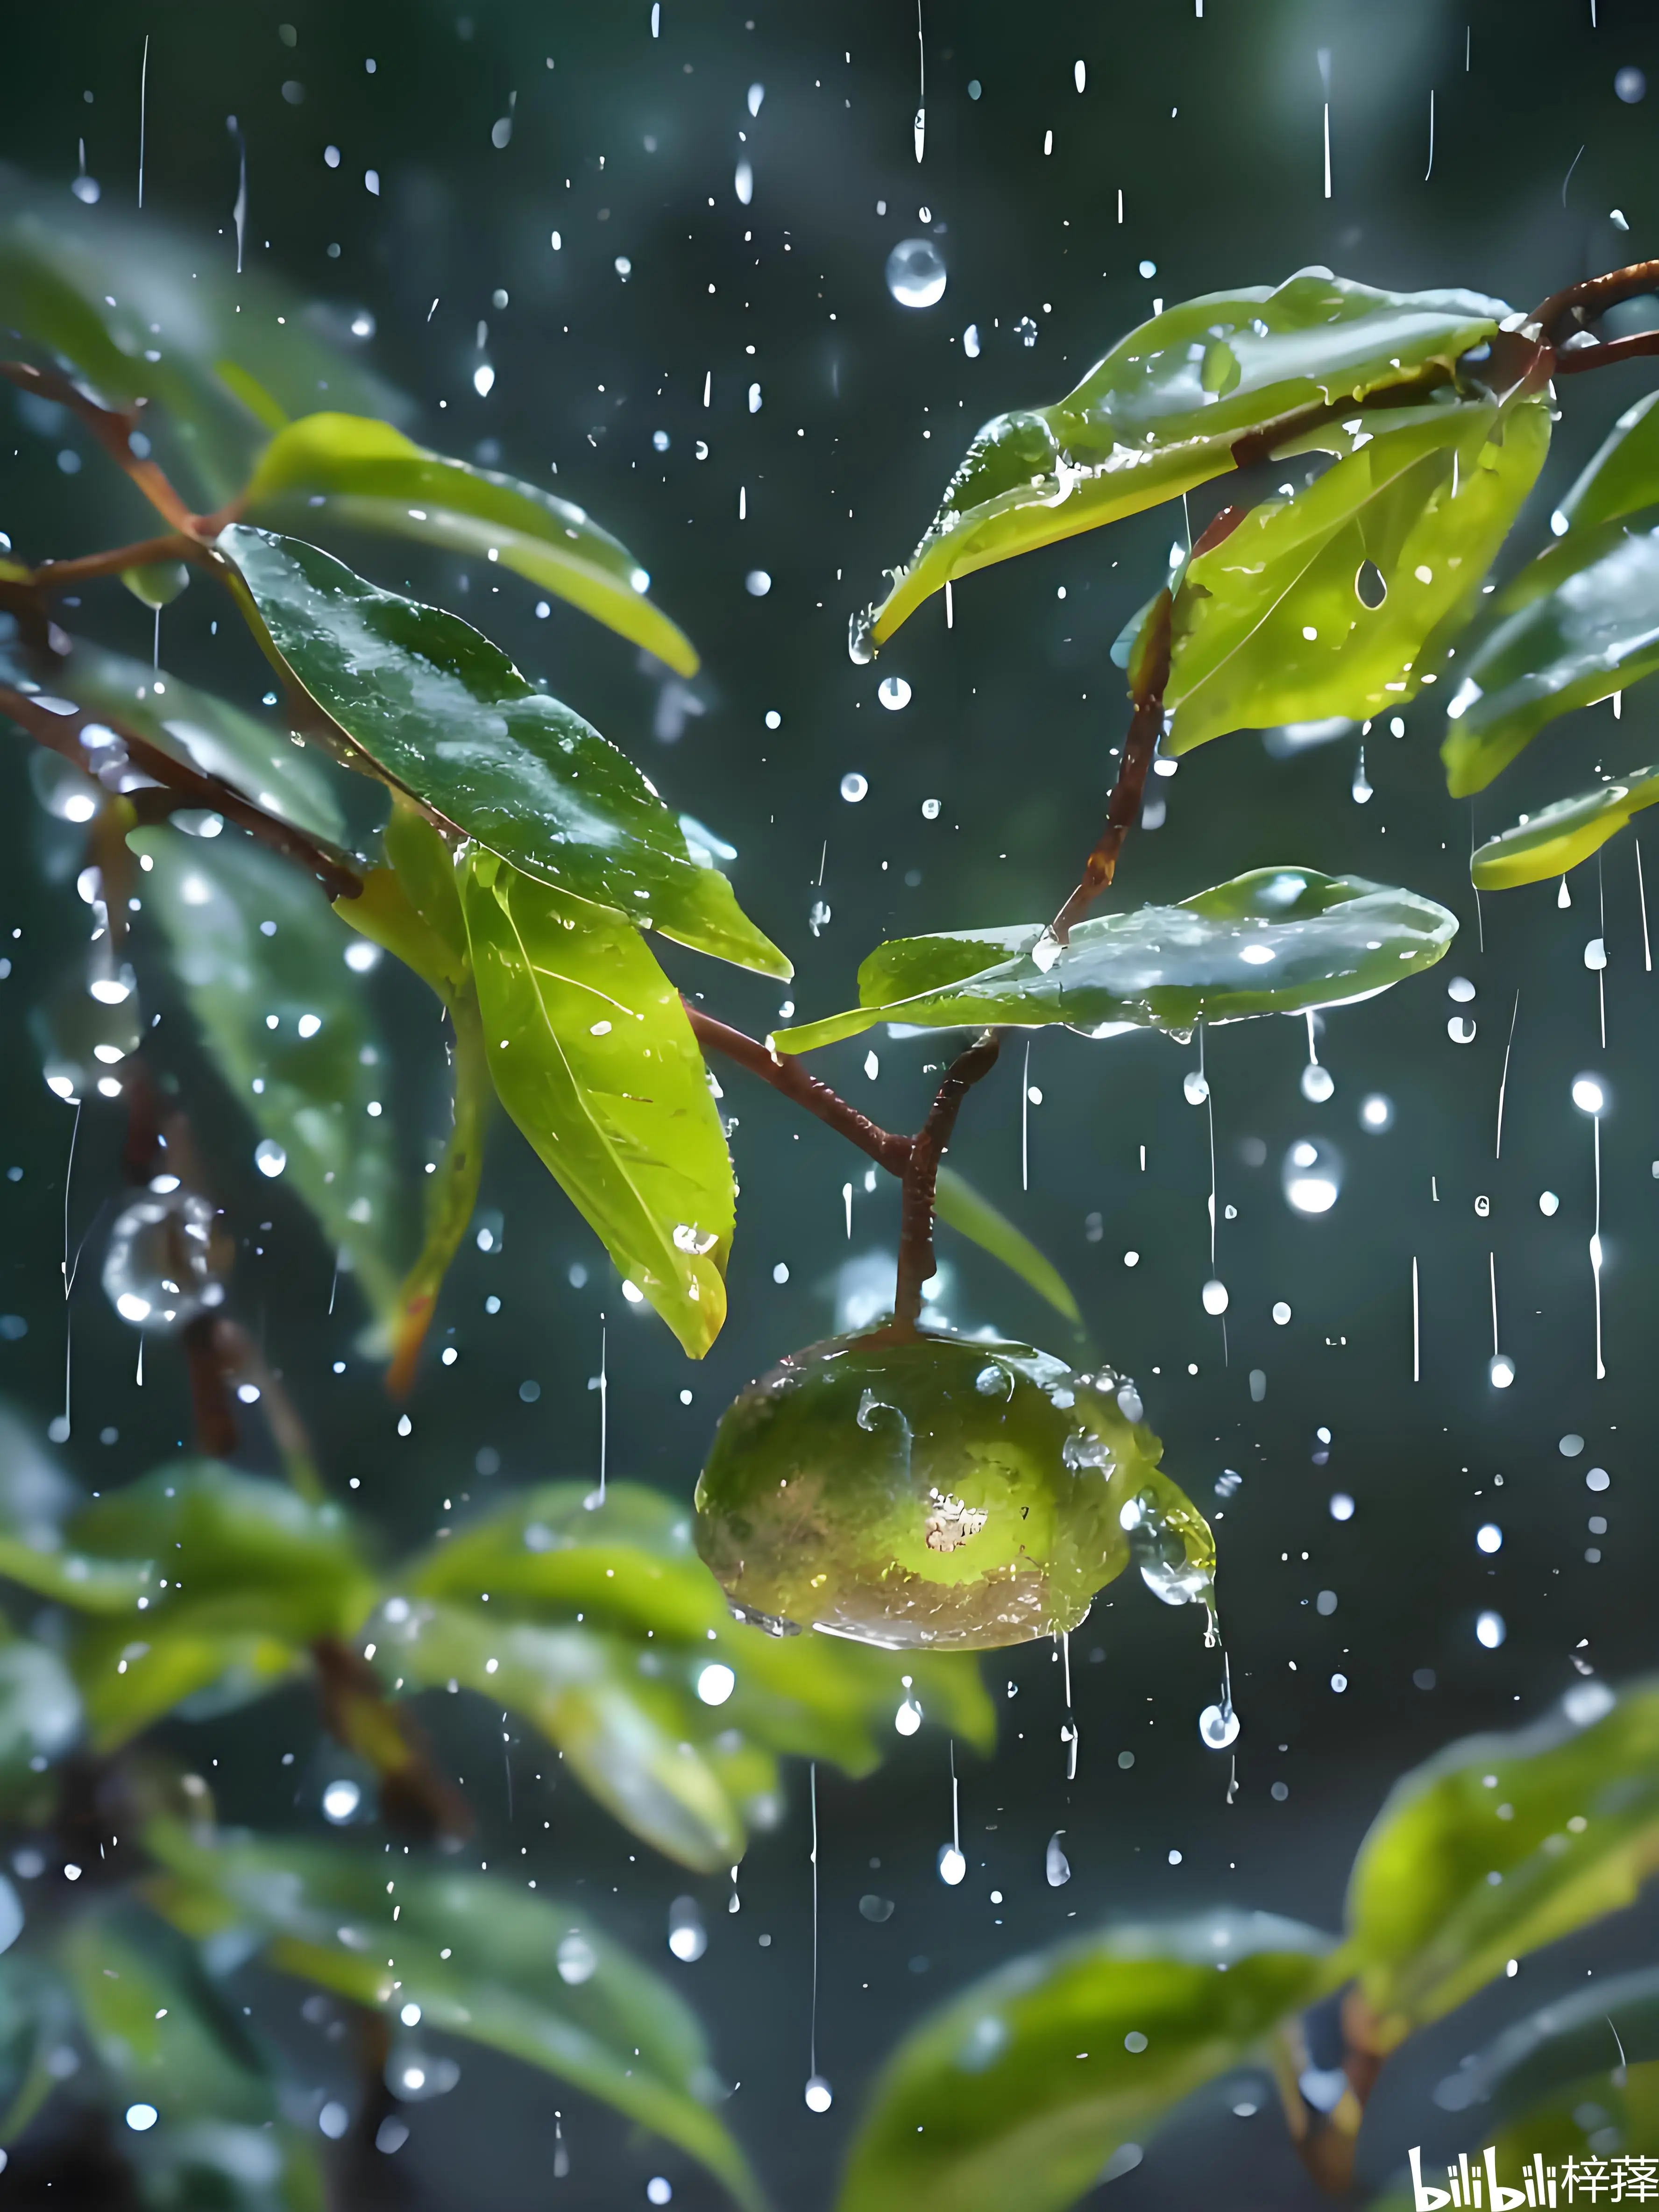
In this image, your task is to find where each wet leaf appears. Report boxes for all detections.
[65,1461,375,1749]
[1471,766,1659,888]
[1164,395,1549,753]
[774,870,1457,1054]
[377,1599,747,1872]
[219,527,788,977]
[0,186,405,509]
[461,852,735,1357]
[1344,1680,1659,2051]
[837,1911,1330,2212]
[397,1478,995,1769]
[934,1166,1080,1325]
[1557,388,1659,534]
[1440,515,1659,795]
[0,1956,74,2146]
[134,823,408,1333]
[145,1824,766,2211]
[0,1637,81,1788]
[859,269,1511,653]
[62,1900,325,2210]
[0,630,349,848]
[243,412,698,674]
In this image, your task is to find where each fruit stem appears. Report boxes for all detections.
[893,1029,1003,1333]
[683,1004,911,1174]
[1050,587,1172,946]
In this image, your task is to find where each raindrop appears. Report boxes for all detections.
[1476,1524,1503,1553]
[744,570,772,597]
[885,239,947,308]
[1201,1279,1228,1316]
[936,1844,966,1886]
[1044,1831,1071,1885]
[921,797,941,819]
[695,1663,735,1706]
[1014,315,1039,347]
[747,82,765,117]
[1330,1493,1355,1521]
[1475,1610,1506,1650]
[878,675,912,711]
[1359,1093,1393,1131]
[667,1897,707,1962]
[840,772,869,803]
[1447,976,1476,1002]
[1587,1466,1611,1492]
[1447,1016,1477,1044]
[894,1697,922,1736]
[1539,1190,1560,1216]
[473,364,496,397]
[1074,59,1087,92]
[102,1189,225,1333]
[963,323,980,358]
[254,1139,287,1179]
[1182,1070,1209,1105]
[1199,1701,1240,1749]
[1560,1432,1585,1457]
[1300,1064,1335,1103]
[125,2104,158,2134]
[734,159,753,205]
[1271,1301,1292,1325]
[1572,1074,1608,1115]
[858,1894,894,1922]
[1282,1138,1341,1214]
[1488,1355,1516,1389]
[804,2076,833,2113]
[320,1779,361,1823]
[1615,65,1646,102]
[1350,748,1373,805]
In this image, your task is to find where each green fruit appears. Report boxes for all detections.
[694,1329,1216,1651]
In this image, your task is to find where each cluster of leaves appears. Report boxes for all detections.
[0,1398,988,2203]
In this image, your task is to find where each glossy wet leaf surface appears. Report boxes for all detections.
[836,1911,1330,2212]
[145,1822,765,2210]
[220,526,787,977]
[461,851,735,1356]
[135,823,408,1332]
[1344,1680,1659,2049]
[0,629,350,848]
[858,269,1510,652]
[774,870,1457,1054]
[1471,766,1659,887]
[0,186,404,509]
[1557,388,1659,535]
[243,412,698,675]
[1164,396,1549,752]
[1440,514,1659,795]
[695,1331,1214,1650]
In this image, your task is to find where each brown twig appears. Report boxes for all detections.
[1530,257,1659,347]
[0,680,363,901]
[30,532,208,592]
[311,1636,474,1844]
[684,1004,911,1174]
[893,1030,1003,1332]
[1551,327,1659,376]
[0,361,206,536]
[1050,587,1174,943]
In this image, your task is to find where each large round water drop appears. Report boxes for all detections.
[886,238,947,308]
[1199,1702,1241,1750]
[1282,1137,1342,1215]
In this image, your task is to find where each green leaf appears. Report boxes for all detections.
[0,1638,81,1786]
[377,1599,748,1872]
[1471,766,1659,888]
[65,1460,375,1749]
[837,1911,1330,2212]
[461,851,735,1357]
[774,869,1457,1054]
[388,1479,994,1855]
[134,823,408,1333]
[858,269,1511,653]
[1163,395,1550,753]
[0,187,406,509]
[1344,1679,1659,2050]
[144,1824,766,2211]
[934,1166,1080,1325]
[1432,1962,1659,2132]
[0,1956,74,2147]
[0,632,350,849]
[0,1402,153,1613]
[1440,514,1659,796]
[218,526,788,978]
[243,412,699,675]
[1558,388,1659,534]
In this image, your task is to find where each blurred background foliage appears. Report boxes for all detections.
[1,0,1659,2205]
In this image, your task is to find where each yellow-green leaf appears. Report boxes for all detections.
[1471,767,1659,888]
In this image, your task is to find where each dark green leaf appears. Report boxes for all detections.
[858,269,1511,653]
[0,1956,73,2147]
[219,526,788,978]
[1558,388,1659,534]
[934,1167,1080,1325]
[377,1600,748,1872]
[65,1461,374,1748]
[1432,1962,1659,2131]
[0,184,406,508]
[243,412,699,675]
[1344,1679,1659,2050]
[1440,515,1659,796]
[837,1911,1330,2212]
[774,869,1457,1054]
[1164,396,1549,753]
[0,631,350,848]
[1471,766,1659,887]
[145,1824,765,2211]
[461,851,735,1357]
[134,824,408,1333]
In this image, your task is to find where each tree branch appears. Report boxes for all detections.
[1551,327,1659,376]
[29,532,208,593]
[893,1030,1003,1332]
[0,361,204,536]
[684,1004,912,1175]
[1531,258,1659,347]
[1050,587,1174,943]
[0,680,363,901]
